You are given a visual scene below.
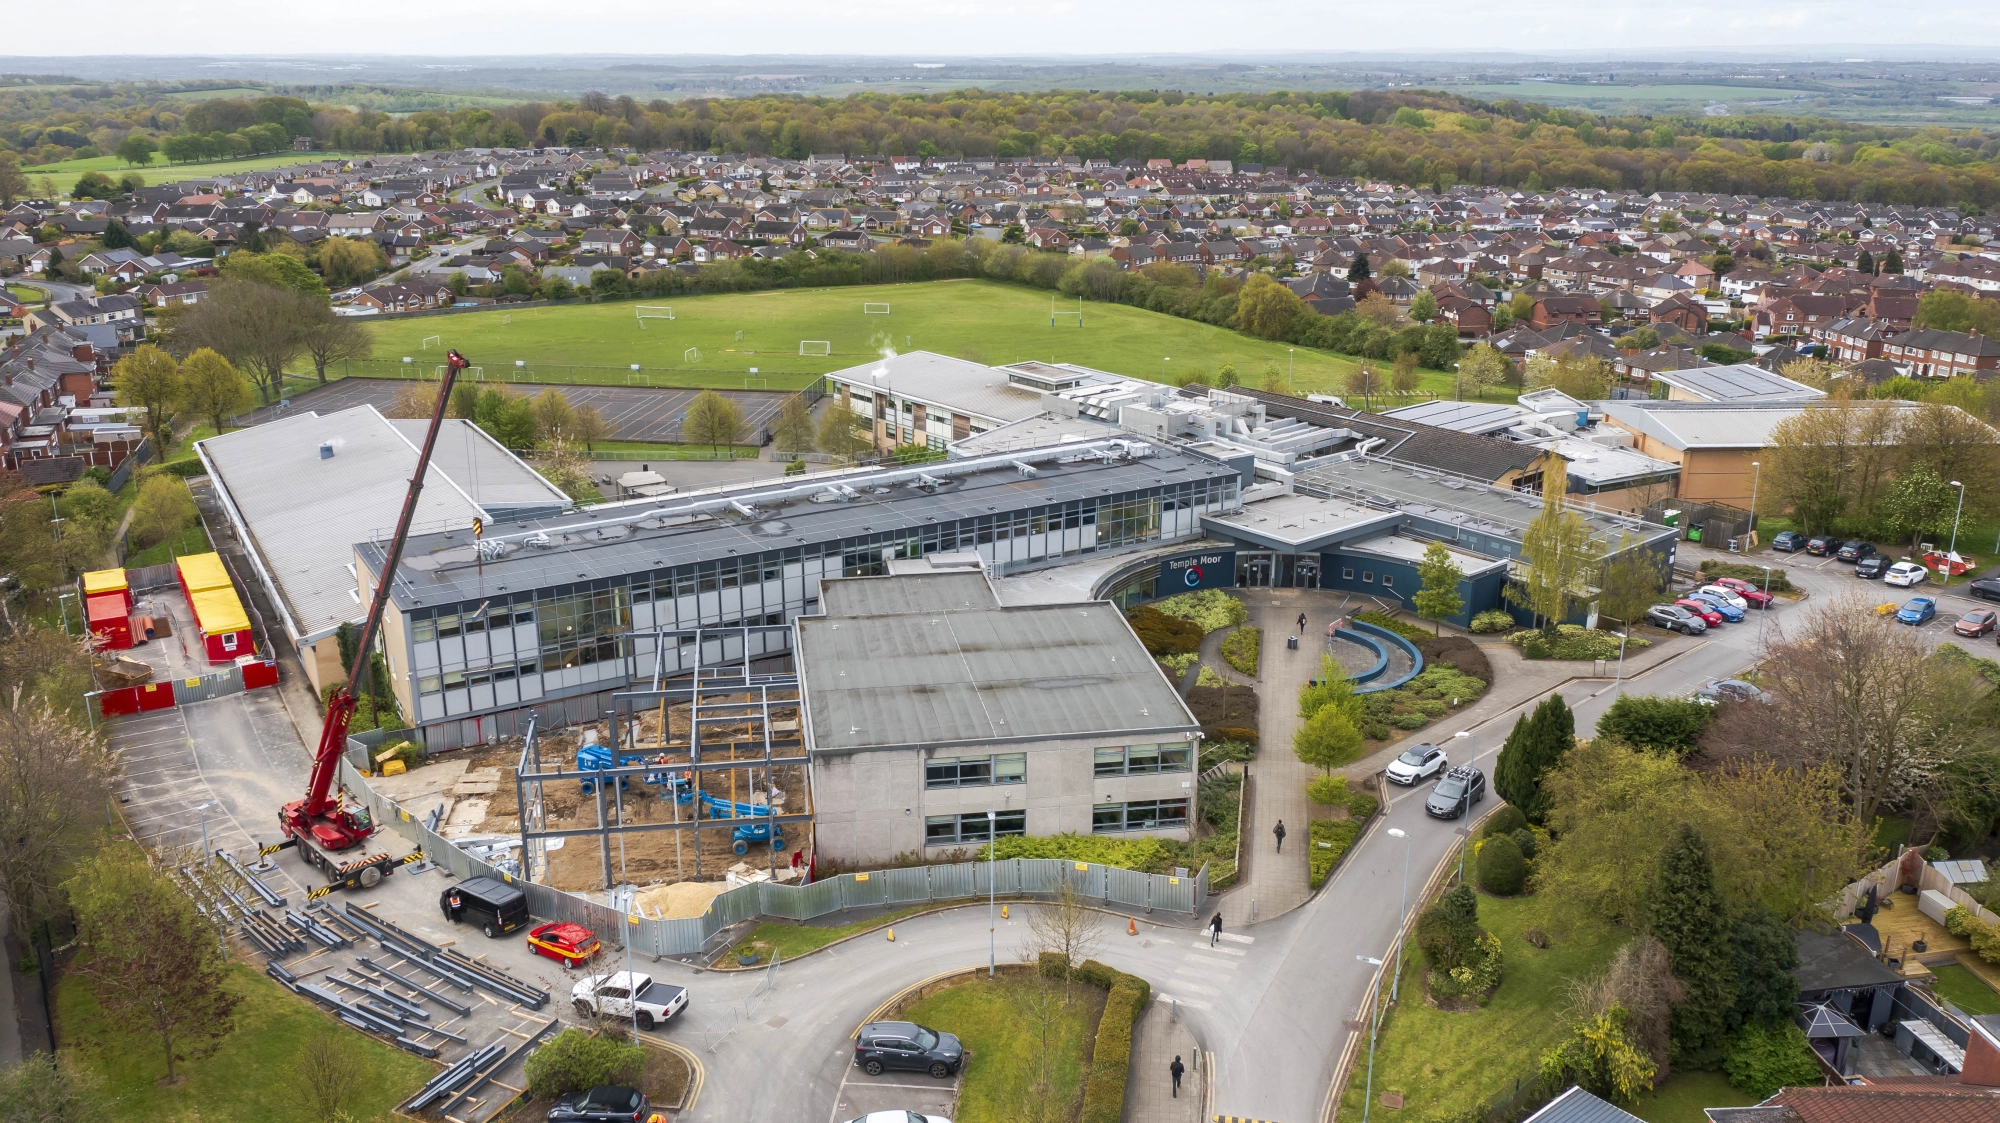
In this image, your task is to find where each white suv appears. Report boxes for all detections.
[1884,561,1928,588]
[1385,743,1448,786]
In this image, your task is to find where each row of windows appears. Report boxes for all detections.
[419,660,540,695]
[1092,799,1190,834]
[925,753,1027,788]
[925,809,1027,845]
[1340,568,1394,587]
[1093,744,1193,777]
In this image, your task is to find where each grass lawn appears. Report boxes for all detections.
[7,282,48,303]
[590,440,761,461]
[899,972,1105,1123]
[732,904,932,962]
[1930,963,2000,1016]
[1630,1070,1759,1122]
[56,962,435,1123]
[1338,893,1627,1120]
[125,522,212,568]
[357,279,1510,403]
[25,151,359,193]
[1872,817,1915,855]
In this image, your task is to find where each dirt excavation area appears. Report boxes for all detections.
[366,700,810,902]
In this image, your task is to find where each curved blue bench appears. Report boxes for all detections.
[1328,627,1389,685]
[1346,620,1425,694]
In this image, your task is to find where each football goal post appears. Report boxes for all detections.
[734,330,745,342]
[636,305,674,328]
[684,347,701,364]
[421,335,442,350]
[863,302,891,314]
[799,340,832,357]
[1051,295,1083,328]
[501,314,511,327]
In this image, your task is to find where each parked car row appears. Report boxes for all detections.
[1646,577,1777,636]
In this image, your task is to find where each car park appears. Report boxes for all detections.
[547,1085,646,1123]
[1385,743,1449,786]
[1673,598,1725,627]
[1806,535,1838,556]
[1956,610,1999,638]
[855,1021,965,1079]
[1708,577,1774,608]
[1884,561,1929,588]
[527,921,602,969]
[1770,531,1806,552]
[1896,597,1937,626]
[1835,540,1877,564]
[1646,604,1707,635]
[1692,679,1772,705]
[1854,555,1889,580]
[1968,578,2000,602]
[1425,765,1486,819]
[1687,592,1745,622]
[440,876,530,938]
[1696,584,1750,610]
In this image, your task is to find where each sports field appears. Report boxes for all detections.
[23,151,357,192]
[359,280,1386,395]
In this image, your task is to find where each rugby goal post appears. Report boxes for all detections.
[684,346,701,363]
[862,302,891,314]
[421,334,443,350]
[799,340,832,357]
[1051,295,1083,328]
[636,304,674,328]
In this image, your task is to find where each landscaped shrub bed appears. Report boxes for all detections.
[1309,819,1363,888]
[1156,652,1198,678]
[1509,625,1649,661]
[1126,604,1202,656]
[1356,610,1431,642]
[1354,663,1489,742]
[1201,739,1254,765]
[1698,559,1796,593]
[1150,588,1247,633]
[1072,960,1151,1123]
[1417,634,1492,681]
[1186,682,1258,743]
[1469,609,1517,633]
[1221,626,1261,676]
[988,771,1244,878]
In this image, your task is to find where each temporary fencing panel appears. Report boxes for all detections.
[1157,870,1197,914]
[840,871,887,911]
[1106,866,1152,911]
[883,866,931,905]
[930,861,977,901]
[174,664,243,704]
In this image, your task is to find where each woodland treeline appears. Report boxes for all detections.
[4,83,2000,206]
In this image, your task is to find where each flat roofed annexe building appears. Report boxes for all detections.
[796,568,1201,866]
[358,439,1246,749]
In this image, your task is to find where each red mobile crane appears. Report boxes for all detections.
[272,349,471,891]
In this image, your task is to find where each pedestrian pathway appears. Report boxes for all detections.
[1220,590,1321,927]
[1125,972,1216,1123]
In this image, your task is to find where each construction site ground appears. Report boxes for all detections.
[370,714,811,901]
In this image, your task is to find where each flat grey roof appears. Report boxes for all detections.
[366,442,1240,614]
[1378,399,1528,436]
[1655,363,1825,403]
[385,419,571,515]
[797,571,1197,753]
[200,406,495,641]
[1202,488,1398,550]
[1597,401,1810,450]
[1291,455,1669,544]
[823,350,1045,424]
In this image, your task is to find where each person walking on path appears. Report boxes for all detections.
[1274,819,1287,853]
[1209,912,1223,946]
[1297,612,1307,633]
[1171,1055,1185,1097]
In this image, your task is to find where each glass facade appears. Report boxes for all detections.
[1092,799,1190,833]
[926,809,1027,845]
[1092,743,1194,777]
[925,753,1027,788]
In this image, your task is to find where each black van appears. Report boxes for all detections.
[440,877,529,937]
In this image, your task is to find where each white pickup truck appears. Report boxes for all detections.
[570,970,689,1030]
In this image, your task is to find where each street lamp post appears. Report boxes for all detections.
[1757,564,1774,650]
[195,801,215,864]
[1748,460,1760,545]
[1288,348,1295,388]
[1387,827,1411,1003]
[1948,481,1966,581]
[986,809,997,978]
[1358,954,1385,1123]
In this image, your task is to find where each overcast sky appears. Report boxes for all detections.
[17,0,2000,58]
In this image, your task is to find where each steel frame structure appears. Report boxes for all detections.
[513,625,814,891]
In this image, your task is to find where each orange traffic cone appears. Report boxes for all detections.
[1128,916,1138,936]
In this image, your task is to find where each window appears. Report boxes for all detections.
[925,809,1026,845]
[927,754,1026,788]
[1381,574,1394,587]
[1092,799,1189,833]
[1342,568,1354,580]
[1362,572,1374,583]
[1094,743,1192,776]
[413,615,437,643]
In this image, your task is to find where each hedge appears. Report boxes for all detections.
[1077,960,1151,1123]
[1698,559,1795,593]
[1309,819,1363,888]
[991,832,1177,872]
[1127,604,1202,656]
[1221,626,1261,676]
[1355,610,1430,642]
[1151,588,1247,633]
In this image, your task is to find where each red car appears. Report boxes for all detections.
[527,921,601,969]
[1675,598,1725,627]
[1709,576,1775,609]
[1955,609,1999,638]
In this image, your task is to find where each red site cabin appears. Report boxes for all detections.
[177,553,254,664]
[82,569,134,649]
[278,350,472,862]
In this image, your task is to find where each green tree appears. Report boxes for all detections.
[449,380,481,421]
[114,134,157,167]
[0,1052,111,1123]
[1412,539,1465,634]
[128,470,198,551]
[1915,290,2000,337]
[1230,274,1304,340]
[1855,249,1875,275]
[683,389,744,452]
[66,846,241,1083]
[773,394,817,457]
[1539,1007,1656,1104]
[1346,251,1370,283]
[1410,288,1437,323]
[1595,539,1666,631]
[1651,823,1739,1066]
[99,219,134,250]
[569,405,611,453]
[1457,343,1509,401]
[1293,703,1364,773]
[1494,692,1573,826]
[296,309,370,385]
[1596,694,1713,755]
[70,171,118,200]
[1297,653,1359,721]
[530,388,575,442]
[111,344,183,452]
[1505,458,1600,631]
[1883,462,1957,552]
[1729,907,1800,1030]
[1882,249,1903,274]
[0,154,27,207]
[179,347,251,436]
[221,250,330,302]
[318,237,383,288]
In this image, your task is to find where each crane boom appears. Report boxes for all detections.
[283,349,470,849]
